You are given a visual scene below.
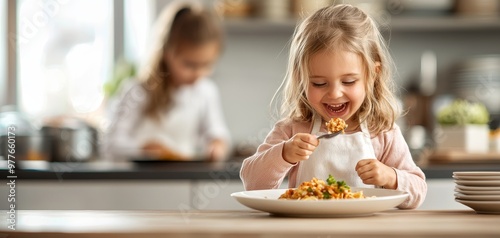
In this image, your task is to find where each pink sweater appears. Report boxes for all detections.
[240,118,427,209]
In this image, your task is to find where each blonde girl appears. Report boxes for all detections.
[105,1,230,161]
[240,4,426,209]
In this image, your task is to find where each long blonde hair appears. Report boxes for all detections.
[138,1,223,119]
[279,4,400,135]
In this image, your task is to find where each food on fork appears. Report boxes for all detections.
[279,175,366,200]
[325,118,347,134]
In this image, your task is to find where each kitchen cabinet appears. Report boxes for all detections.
[0,180,285,211]
[191,180,247,210]
[419,178,468,210]
[0,180,191,210]
[1,161,498,211]
[190,179,291,210]
[0,178,467,211]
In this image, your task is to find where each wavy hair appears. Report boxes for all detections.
[138,0,223,119]
[278,4,401,135]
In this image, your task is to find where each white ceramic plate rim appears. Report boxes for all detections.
[454,180,500,186]
[453,171,500,176]
[231,188,409,217]
[455,184,500,191]
[455,199,500,204]
[455,199,500,214]
[455,188,500,195]
[452,175,500,180]
[454,193,500,201]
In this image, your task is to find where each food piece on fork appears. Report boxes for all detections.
[325,118,348,134]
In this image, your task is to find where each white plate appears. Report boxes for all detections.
[455,188,500,195]
[455,199,500,214]
[455,184,500,191]
[454,180,500,186]
[452,175,500,180]
[453,171,500,176]
[454,193,500,201]
[231,188,409,217]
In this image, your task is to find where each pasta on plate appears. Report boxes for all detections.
[279,175,367,200]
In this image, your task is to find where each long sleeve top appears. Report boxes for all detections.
[104,78,230,160]
[240,118,427,209]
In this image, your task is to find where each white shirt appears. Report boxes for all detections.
[104,78,230,160]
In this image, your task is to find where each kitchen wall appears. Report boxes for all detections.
[2,0,500,157]
[214,31,291,154]
[214,18,500,154]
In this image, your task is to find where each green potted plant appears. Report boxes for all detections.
[435,99,490,153]
[104,57,137,99]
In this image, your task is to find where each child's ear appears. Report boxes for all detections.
[374,61,381,74]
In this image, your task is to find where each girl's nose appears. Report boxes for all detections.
[327,86,343,99]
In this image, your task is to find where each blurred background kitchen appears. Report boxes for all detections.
[0,0,500,210]
[2,0,500,163]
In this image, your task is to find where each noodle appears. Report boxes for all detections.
[325,118,347,133]
[279,175,366,200]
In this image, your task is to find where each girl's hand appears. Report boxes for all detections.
[207,139,227,162]
[355,159,397,189]
[283,133,319,164]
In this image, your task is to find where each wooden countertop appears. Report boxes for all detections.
[2,210,500,237]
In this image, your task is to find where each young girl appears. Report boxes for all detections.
[105,1,230,161]
[240,4,426,209]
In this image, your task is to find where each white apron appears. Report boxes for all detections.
[295,115,376,188]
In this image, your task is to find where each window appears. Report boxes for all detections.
[17,0,113,124]
[0,0,6,106]
[124,0,154,66]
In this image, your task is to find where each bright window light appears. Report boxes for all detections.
[0,0,6,106]
[17,0,113,126]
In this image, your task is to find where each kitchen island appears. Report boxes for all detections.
[1,159,500,211]
[2,159,500,180]
[1,209,499,237]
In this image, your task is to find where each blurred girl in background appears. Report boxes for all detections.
[105,1,230,161]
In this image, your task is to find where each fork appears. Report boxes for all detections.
[316,124,348,139]
[317,131,343,139]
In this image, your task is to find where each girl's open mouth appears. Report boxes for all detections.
[325,103,348,113]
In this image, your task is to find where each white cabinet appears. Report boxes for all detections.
[418,179,469,210]
[190,179,290,210]
[0,180,191,210]
[190,180,247,210]
[0,179,251,210]
[0,178,468,210]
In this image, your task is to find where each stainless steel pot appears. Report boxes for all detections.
[41,118,98,162]
[0,106,51,161]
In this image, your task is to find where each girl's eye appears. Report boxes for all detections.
[343,80,356,85]
[311,82,326,87]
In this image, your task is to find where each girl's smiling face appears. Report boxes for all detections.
[306,50,367,128]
